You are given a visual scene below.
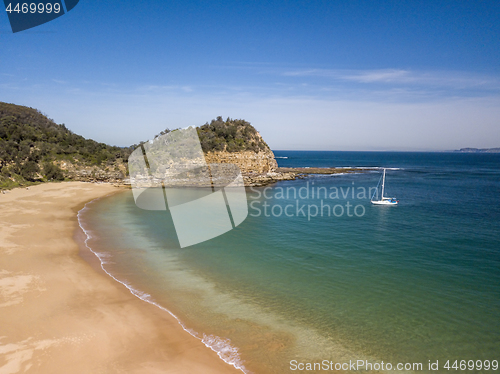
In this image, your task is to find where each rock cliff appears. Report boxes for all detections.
[195,117,295,186]
[204,149,297,187]
[204,150,278,174]
[56,160,127,184]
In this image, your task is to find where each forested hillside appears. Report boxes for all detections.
[0,102,133,189]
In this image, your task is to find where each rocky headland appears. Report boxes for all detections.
[0,104,363,189]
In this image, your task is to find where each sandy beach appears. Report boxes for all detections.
[0,182,241,374]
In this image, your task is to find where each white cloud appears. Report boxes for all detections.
[281,68,500,91]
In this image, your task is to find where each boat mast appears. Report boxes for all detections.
[381,168,386,199]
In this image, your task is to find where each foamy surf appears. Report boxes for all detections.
[369,166,402,170]
[309,173,347,177]
[77,197,249,374]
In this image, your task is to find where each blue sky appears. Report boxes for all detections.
[1,0,499,150]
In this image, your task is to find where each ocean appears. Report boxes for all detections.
[78,151,500,373]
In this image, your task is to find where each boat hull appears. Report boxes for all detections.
[371,200,398,205]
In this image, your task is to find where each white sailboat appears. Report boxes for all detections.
[371,168,398,205]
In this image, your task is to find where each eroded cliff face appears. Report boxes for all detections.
[60,133,285,186]
[203,148,300,187]
[203,149,278,174]
[56,160,127,183]
[63,124,288,186]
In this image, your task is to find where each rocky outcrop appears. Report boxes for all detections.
[56,160,127,183]
[197,118,283,185]
[242,170,299,186]
[201,147,305,187]
[204,150,278,174]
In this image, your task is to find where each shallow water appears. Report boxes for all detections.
[79,151,500,373]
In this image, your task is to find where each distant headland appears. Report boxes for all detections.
[455,147,500,153]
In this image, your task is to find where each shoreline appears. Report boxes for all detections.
[0,182,243,374]
[0,167,371,193]
[76,196,248,373]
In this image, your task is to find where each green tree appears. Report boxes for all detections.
[43,162,64,181]
[19,160,40,181]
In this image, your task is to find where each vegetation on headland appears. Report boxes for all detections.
[196,116,271,153]
[0,102,273,190]
[151,116,271,153]
[0,102,133,189]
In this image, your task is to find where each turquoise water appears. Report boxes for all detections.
[79,152,500,373]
